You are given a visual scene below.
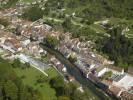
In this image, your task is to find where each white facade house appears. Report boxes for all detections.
[90,64,95,70]
[97,68,108,77]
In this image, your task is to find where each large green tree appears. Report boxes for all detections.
[44,35,60,48]
[22,6,44,21]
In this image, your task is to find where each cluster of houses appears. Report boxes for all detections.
[0,31,22,53]
[0,6,133,99]
[0,29,45,56]
[99,68,133,99]
[57,33,133,99]
[0,6,70,77]
[58,33,113,78]
[0,29,50,70]
[0,8,53,73]
[0,7,65,75]
[50,56,77,83]
[50,57,67,73]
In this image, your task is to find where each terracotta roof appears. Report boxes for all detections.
[4,37,21,49]
[120,91,133,100]
[102,80,112,86]
[109,85,121,95]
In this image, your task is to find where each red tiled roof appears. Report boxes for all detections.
[109,85,121,95]
[120,91,133,100]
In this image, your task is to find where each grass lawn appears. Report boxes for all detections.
[13,66,59,100]
[45,67,59,79]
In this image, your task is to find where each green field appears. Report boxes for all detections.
[14,66,59,100]
[45,67,59,79]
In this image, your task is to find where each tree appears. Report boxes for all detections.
[67,0,79,8]
[68,56,77,63]
[1,0,18,9]
[36,77,46,84]
[50,76,64,96]
[22,6,44,21]
[0,83,3,100]
[12,59,21,68]
[97,27,133,70]
[0,58,44,100]
[62,17,73,32]
[15,25,21,36]
[4,80,18,100]
[25,62,30,68]
[72,90,83,100]
[44,35,60,48]
[50,76,64,89]
[0,18,9,27]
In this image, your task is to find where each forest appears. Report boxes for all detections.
[96,27,133,70]
[0,58,43,100]
[0,57,95,100]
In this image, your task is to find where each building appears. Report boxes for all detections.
[113,75,133,91]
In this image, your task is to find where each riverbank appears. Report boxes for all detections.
[39,43,117,100]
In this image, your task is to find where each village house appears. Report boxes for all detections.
[0,31,22,53]
[99,67,133,99]
[50,57,66,73]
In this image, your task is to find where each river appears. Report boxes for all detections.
[40,43,117,100]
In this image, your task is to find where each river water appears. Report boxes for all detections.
[40,43,117,100]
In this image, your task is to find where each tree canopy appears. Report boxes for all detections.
[0,58,43,100]
[44,35,60,48]
[97,27,133,70]
[22,6,44,21]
